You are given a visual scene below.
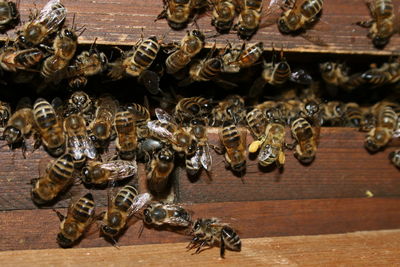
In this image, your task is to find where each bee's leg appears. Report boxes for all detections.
[155,8,167,21]
[356,20,374,28]
[220,234,226,258]
[52,209,65,221]
[210,144,225,155]
[285,142,296,150]
[186,236,200,250]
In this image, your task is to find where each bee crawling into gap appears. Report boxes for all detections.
[142,202,193,229]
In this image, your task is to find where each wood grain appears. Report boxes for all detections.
[1,127,398,211]
[1,230,400,266]
[6,0,400,55]
[1,198,400,251]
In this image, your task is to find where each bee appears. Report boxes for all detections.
[235,0,263,40]
[67,48,108,88]
[174,97,212,125]
[343,102,363,127]
[82,160,137,186]
[165,29,205,74]
[114,110,138,160]
[65,91,94,120]
[360,107,376,132]
[246,107,268,138]
[277,0,324,34]
[33,98,65,157]
[185,118,212,175]
[40,27,78,81]
[16,0,67,47]
[0,46,45,72]
[0,0,20,33]
[357,0,397,48]
[211,95,245,126]
[143,202,192,228]
[319,61,366,91]
[63,114,96,166]
[186,55,223,84]
[89,96,118,148]
[321,101,345,126]
[361,59,400,86]
[100,185,152,239]
[222,42,263,73]
[157,0,194,30]
[54,193,96,247]
[291,117,319,164]
[127,103,151,139]
[217,122,247,173]
[210,0,237,33]
[389,150,400,168]
[0,100,11,127]
[146,146,175,194]
[31,153,75,205]
[147,108,196,156]
[365,105,398,152]
[188,218,241,258]
[108,36,160,79]
[249,120,286,168]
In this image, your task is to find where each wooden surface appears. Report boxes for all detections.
[1,230,400,266]
[5,0,400,55]
[1,198,400,251]
[0,127,398,211]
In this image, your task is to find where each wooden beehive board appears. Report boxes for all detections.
[1,230,400,266]
[5,0,400,55]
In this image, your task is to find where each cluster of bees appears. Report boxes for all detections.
[0,0,398,257]
[158,0,398,48]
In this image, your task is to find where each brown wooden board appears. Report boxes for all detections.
[2,231,400,266]
[6,0,400,55]
[0,127,399,211]
[1,198,400,251]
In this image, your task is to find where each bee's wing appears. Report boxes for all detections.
[290,68,313,85]
[37,0,67,32]
[258,143,273,162]
[128,193,152,217]
[100,160,138,180]
[259,0,285,28]
[67,136,85,160]
[147,120,174,140]
[200,144,213,171]
[155,108,176,124]
[82,136,97,159]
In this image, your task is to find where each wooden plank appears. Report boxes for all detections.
[1,230,400,266]
[7,0,400,55]
[1,198,400,251]
[0,128,399,210]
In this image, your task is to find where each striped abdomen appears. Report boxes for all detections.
[114,185,138,212]
[301,0,324,19]
[374,0,393,19]
[271,61,291,85]
[221,123,241,148]
[71,193,95,223]
[128,36,160,76]
[197,57,222,81]
[377,105,397,130]
[166,49,191,74]
[221,226,241,251]
[115,111,137,151]
[48,154,75,184]
[246,108,266,138]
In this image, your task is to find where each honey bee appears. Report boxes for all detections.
[0,0,20,33]
[40,27,78,81]
[321,101,345,126]
[361,59,400,86]
[67,48,108,88]
[108,36,160,79]
[235,0,263,40]
[210,0,237,33]
[0,46,45,72]
[188,218,241,258]
[343,102,363,127]
[147,108,196,156]
[1,103,35,154]
[184,55,223,85]
[217,122,247,173]
[360,108,376,132]
[100,185,152,239]
[126,103,151,139]
[291,117,319,164]
[211,95,245,126]
[114,110,138,160]
[54,193,96,247]
[277,0,324,33]
[0,100,11,127]
[143,202,192,228]
[89,96,118,148]
[31,153,75,205]
[249,120,286,168]
[146,146,175,193]
[33,98,65,157]
[165,30,205,75]
[365,105,398,152]
[63,114,96,166]
[16,0,67,47]
[65,91,94,120]
[157,0,195,30]
[357,0,397,48]
[246,107,268,138]
[319,62,366,90]
[222,42,263,73]
[82,159,137,186]
[186,118,212,175]
[389,150,400,168]
[174,97,212,125]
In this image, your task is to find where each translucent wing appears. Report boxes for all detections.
[82,137,97,159]
[259,0,285,28]
[155,108,176,124]
[36,0,67,32]
[147,120,174,140]
[190,149,201,170]
[200,144,212,171]
[128,193,152,216]
[68,136,84,160]
[290,68,313,85]
[100,160,137,180]
[258,144,274,162]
